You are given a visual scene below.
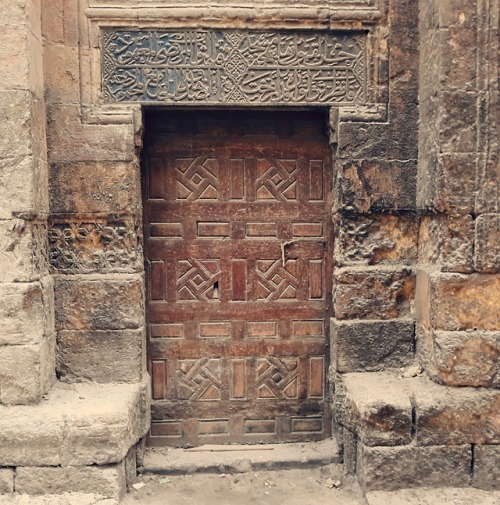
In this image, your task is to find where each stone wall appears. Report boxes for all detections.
[332,0,419,375]
[0,0,55,405]
[0,0,498,500]
[416,0,499,387]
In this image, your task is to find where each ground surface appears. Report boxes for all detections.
[123,465,367,505]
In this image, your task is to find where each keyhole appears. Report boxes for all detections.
[212,280,219,300]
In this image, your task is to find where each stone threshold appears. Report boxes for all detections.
[142,438,341,475]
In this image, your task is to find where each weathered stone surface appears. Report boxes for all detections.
[417,217,440,266]
[338,122,417,162]
[0,336,55,405]
[440,28,477,92]
[432,273,500,331]
[49,218,142,274]
[49,161,140,214]
[335,372,412,446]
[0,468,14,494]
[0,156,36,219]
[0,220,48,282]
[473,445,500,491]
[334,268,415,320]
[433,331,500,387]
[43,45,80,104]
[0,90,33,159]
[358,444,472,491]
[335,213,418,267]
[0,381,148,466]
[338,159,417,213]
[0,16,30,91]
[54,274,144,331]
[57,329,144,383]
[46,105,135,163]
[439,214,474,273]
[475,214,499,273]
[366,487,500,505]
[15,463,126,499]
[439,91,477,153]
[332,319,414,373]
[0,279,53,346]
[410,375,500,445]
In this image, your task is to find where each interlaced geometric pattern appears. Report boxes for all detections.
[256,159,297,201]
[256,357,299,399]
[176,259,220,301]
[176,359,222,400]
[102,30,366,105]
[255,260,299,300]
[175,157,219,200]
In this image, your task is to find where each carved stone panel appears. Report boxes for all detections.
[102,30,366,105]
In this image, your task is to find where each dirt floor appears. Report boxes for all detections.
[122,465,368,505]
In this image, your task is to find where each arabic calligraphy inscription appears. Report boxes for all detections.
[102,30,366,105]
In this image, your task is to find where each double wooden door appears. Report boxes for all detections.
[143,110,332,445]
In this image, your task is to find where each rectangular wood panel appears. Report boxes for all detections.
[143,110,332,446]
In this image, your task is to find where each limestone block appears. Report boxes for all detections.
[338,122,416,162]
[334,268,415,320]
[0,220,48,283]
[0,90,33,159]
[41,0,64,44]
[417,217,439,266]
[433,331,499,387]
[15,463,126,500]
[435,154,476,214]
[410,375,500,446]
[440,28,477,92]
[337,159,416,213]
[476,155,499,215]
[0,19,30,91]
[43,45,80,104]
[0,336,55,405]
[0,156,36,219]
[0,468,14,494]
[432,273,500,331]
[475,214,500,273]
[0,279,53,346]
[49,161,141,214]
[57,329,144,383]
[335,372,412,446]
[473,445,500,491]
[48,218,142,274]
[0,381,148,466]
[335,213,418,267]
[54,274,144,331]
[439,214,474,273]
[439,91,477,154]
[437,0,478,29]
[358,444,472,492]
[46,105,135,163]
[332,319,414,373]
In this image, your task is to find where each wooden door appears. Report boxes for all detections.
[143,110,333,446]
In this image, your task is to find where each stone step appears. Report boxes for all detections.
[0,381,148,502]
[143,438,341,475]
[334,370,499,492]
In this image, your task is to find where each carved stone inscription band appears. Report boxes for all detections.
[102,30,366,105]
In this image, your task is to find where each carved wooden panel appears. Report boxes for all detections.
[143,110,333,445]
[102,30,366,105]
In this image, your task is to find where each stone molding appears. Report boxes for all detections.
[77,0,389,125]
